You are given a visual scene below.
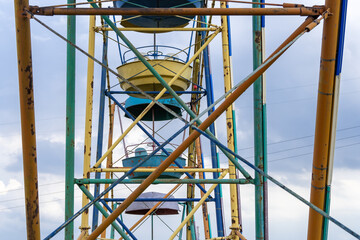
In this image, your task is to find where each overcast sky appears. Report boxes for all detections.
[1,0,360,239]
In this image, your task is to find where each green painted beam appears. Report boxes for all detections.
[65,1,76,239]
[252,1,268,239]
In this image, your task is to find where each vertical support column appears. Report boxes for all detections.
[101,103,115,239]
[187,24,202,240]
[252,1,268,239]
[65,1,76,239]
[186,142,195,240]
[195,136,210,239]
[307,0,346,239]
[220,1,239,237]
[92,25,109,231]
[14,1,41,240]
[80,14,96,238]
[202,18,225,236]
[226,2,244,232]
[322,1,347,239]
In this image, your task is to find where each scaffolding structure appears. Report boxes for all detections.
[13,0,354,240]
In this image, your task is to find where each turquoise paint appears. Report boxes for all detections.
[65,1,76,239]
[252,1,267,238]
[322,186,331,240]
[122,149,186,179]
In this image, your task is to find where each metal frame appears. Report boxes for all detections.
[13,1,353,240]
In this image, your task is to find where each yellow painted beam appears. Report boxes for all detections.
[79,14,96,236]
[14,0,41,239]
[220,1,240,236]
[96,27,218,32]
[307,1,342,239]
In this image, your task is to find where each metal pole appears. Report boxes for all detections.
[98,27,218,32]
[188,203,197,240]
[225,1,244,232]
[14,1,40,239]
[30,6,325,16]
[101,103,115,239]
[92,167,227,173]
[110,203,118,239]
[202,18,226,236]
[179,204,187,240]
[151,213,154,240]
[79,14,95,237]
[186,28,202,239]
[65,0,76,239]
[92,23,108,231]
[252,0,268,239]
[195,128,210,239]
[77,178,251,184]
[322,1,348,239]
[220,2,239,237]
[186,151,195,240]
[307,0,345,239]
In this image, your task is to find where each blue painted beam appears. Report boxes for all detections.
[92,23,108,231]
[201,16,225,236]
[103,198,215,202]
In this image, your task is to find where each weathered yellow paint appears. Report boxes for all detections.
[14,0,41,239]
[79,14,96,237]
[307,0,342,239]
[117,59,192,98]
[220,1,240,237]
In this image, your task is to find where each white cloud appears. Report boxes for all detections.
[0,135,21,163]
[0,178,22,196]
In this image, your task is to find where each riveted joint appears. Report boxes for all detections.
[306,9,331,32]
[28,6,54,16]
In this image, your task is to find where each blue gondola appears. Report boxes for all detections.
[124,96,182,121]
[122,148,186,179]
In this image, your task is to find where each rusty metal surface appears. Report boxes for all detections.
[14,0,41,239]
[307,0,342,239]
[28,6,325,16]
